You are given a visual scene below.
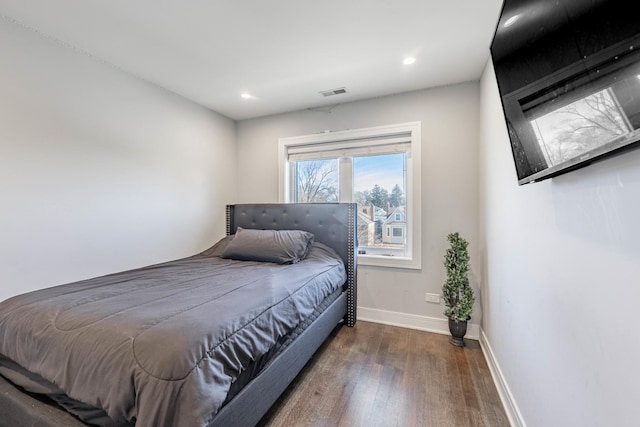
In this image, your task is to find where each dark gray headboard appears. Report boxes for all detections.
[226,203,357,327]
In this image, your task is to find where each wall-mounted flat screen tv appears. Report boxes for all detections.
[491,0,640,185]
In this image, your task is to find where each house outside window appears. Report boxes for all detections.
[382,206,406,245]
[278,122,421,269]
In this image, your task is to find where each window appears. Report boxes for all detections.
[279,122,421,269]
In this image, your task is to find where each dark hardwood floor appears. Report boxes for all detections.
[258,321,509,427]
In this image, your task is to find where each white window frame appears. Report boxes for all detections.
[278,122,421,269]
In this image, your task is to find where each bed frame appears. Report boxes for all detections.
[0,203,357,427]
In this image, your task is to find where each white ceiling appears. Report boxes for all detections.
[0,0,504,120]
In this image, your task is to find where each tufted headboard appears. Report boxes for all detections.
[226,203,357,327]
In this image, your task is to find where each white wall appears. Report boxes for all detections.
[479,60,640,426]
[236,83,481,332]
[0,18,236,302]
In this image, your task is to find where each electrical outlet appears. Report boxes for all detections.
[425,293,440,304]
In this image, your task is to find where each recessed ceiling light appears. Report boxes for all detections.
[403,57,416,65]
[240,93,253,99]
[504,15,520,27]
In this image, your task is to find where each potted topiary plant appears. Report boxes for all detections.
[441,232,474,347]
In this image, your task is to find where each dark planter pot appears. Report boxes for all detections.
[448,318,469,347]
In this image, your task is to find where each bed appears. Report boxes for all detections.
[0,203,357,427]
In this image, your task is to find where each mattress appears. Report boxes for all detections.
[0,242,346,427]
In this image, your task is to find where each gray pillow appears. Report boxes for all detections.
[220,227,314,264]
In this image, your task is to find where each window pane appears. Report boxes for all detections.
[353,153,407,256]
[292,159,339,202]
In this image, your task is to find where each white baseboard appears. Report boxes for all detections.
[479,329,526,427]
[356,306,480,340]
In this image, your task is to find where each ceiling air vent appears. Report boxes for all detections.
[320,87,347,97]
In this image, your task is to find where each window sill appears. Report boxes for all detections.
[357,254,421,270]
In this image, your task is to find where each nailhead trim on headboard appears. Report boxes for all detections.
[346,203,357,327]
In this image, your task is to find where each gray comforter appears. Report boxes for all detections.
[0,243,346,427]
